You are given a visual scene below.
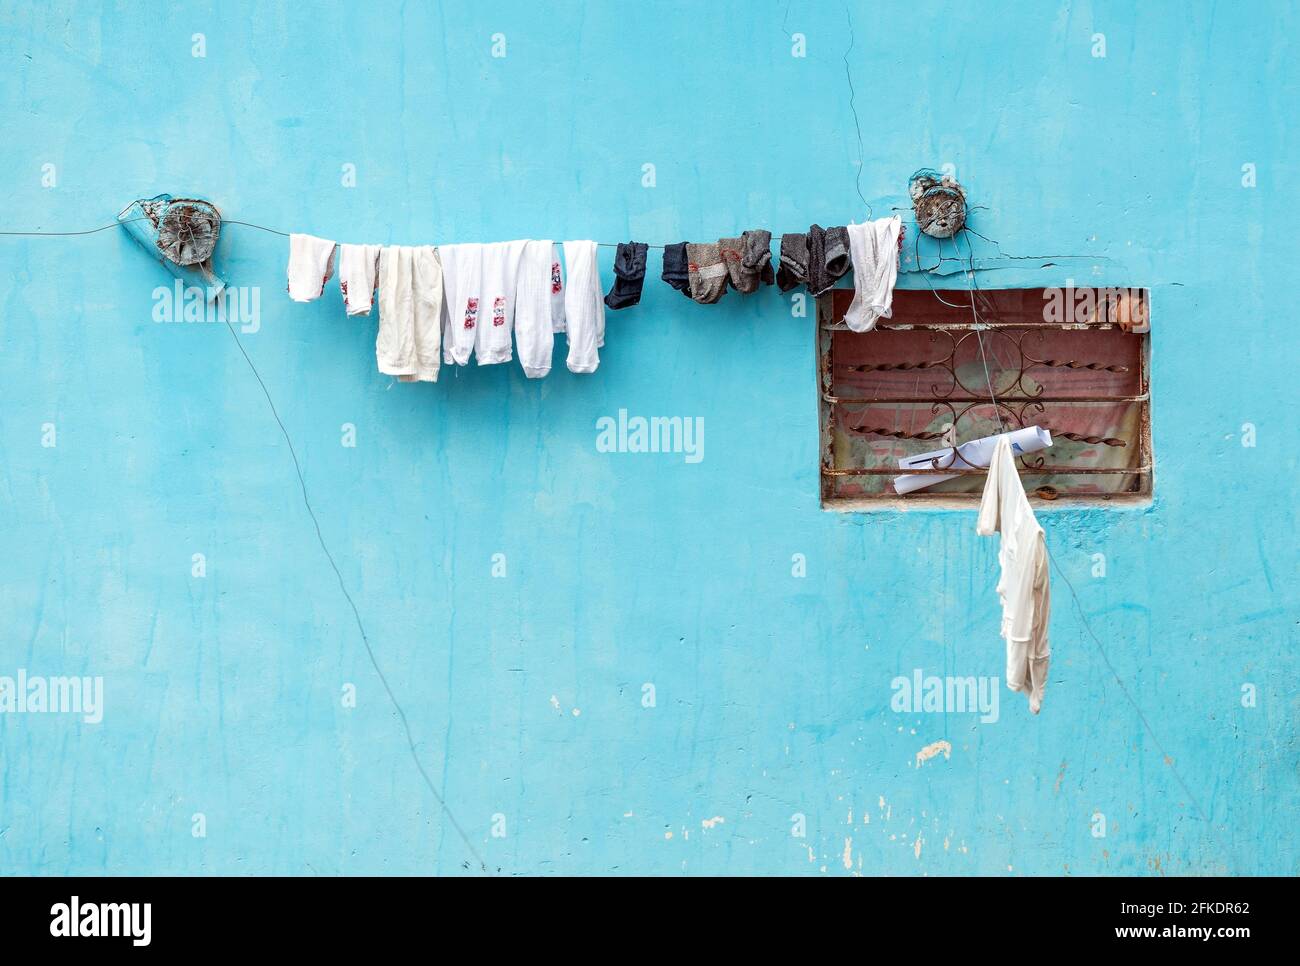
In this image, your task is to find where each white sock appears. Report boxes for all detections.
[338,243,381,316]
[515,240,556,378]
[563,241,604,374]
[475,241,527,366]
[439,243,481,367]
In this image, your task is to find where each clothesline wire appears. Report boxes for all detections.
[913,228,1008,437]
[1,215,894,251]
[0,218,669,249]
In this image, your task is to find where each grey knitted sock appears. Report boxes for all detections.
[806,224,848,296]
[777,233,809,292]
[719,236,756,293]
[824,226,850,279]
[687,242,728,304]
[742,229,774,287]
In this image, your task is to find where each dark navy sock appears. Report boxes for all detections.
[661,242,693,298]
[604,241,649,310]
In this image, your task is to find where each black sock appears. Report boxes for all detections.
[604,241,649,310]
[661,242,693,298]
[777,233,809,292]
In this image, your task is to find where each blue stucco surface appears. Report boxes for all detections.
[0,1,1295,875]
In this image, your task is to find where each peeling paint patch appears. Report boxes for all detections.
[916,740,952,766]
[843,837,852,869]
[914,834,923,859]
[701,816,725,830]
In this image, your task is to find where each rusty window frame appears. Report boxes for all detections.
[817,287,1153,508]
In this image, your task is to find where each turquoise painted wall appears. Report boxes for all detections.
[1,0,1295,876]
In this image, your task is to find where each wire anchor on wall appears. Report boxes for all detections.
[117,195,227,299]
[909,169,967,238]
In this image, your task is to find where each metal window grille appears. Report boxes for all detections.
[818,287,1152,506]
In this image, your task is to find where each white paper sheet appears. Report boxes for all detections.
[893,425,1053,495]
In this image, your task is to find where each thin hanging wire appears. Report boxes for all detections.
[913,229,1006,439]
[0,218,662,249]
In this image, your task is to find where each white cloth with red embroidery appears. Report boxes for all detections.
[338,243,382,316]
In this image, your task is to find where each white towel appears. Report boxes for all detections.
[338,243,382,316]
[287,233,337,302]
[515,240,558,378]
[376,245,443,382]
[563,240,604,374]
[843,216,902,332]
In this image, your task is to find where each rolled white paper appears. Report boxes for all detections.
[892,425,1053,495]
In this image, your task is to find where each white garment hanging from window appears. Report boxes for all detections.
[976,435,1051,713]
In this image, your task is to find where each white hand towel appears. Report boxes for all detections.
[376,245,444,382]
[287,233,337,302]
[843,216,902,332]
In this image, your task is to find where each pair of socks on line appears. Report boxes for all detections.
[659,230,775,304]
[777,225,850,295]
[438,240,527,369]
[480,239,581,378]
